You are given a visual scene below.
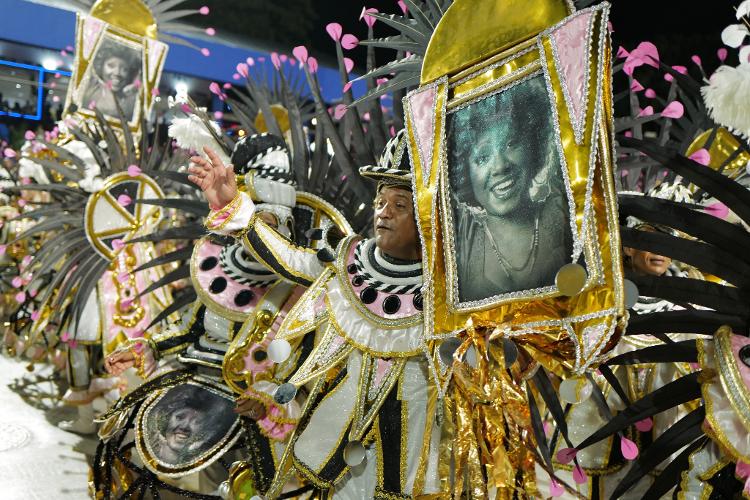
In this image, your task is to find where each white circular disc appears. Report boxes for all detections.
[343,440,367,467]
[267,338,292,364]
[623,279,640,309]
[559,377,592,404]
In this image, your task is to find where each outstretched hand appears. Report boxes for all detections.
[188,146,238,210]
[105,349,136,376]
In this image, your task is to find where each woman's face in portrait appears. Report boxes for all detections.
[101,56,130,92]
[468,123,534,217]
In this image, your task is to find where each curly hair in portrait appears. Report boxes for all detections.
[447,75,565,214]
[91,40,140,85]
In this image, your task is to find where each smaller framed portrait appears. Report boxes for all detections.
[136,380,241,476]
[65,14,168,134]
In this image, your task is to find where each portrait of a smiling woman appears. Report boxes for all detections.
[446,75,573,304]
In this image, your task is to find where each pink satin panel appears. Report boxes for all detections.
[194,240,263,314]
[408,86,438,172]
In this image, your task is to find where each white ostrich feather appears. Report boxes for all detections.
[168,116,230,165]
[702,64,750,140]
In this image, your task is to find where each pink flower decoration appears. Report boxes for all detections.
[326,22,343,42]
[0,245,6,255]
[398,0,407,14]
[344,57,355,74]
[12,276,23,288]
[222,82,231,89]
[60,50,67,57]
[60,331,70,342]
[29,289,37,298]
[289,58,296,66]
[631,79,644,92]
[151,88,160,96]
[17,199,27,207]
[66,45,73,52]
[280,54,288,63]
[31,311,40,321]
[333,104,347,120]
[24,130,36,141]
[343,81,353,93]
[22,255,32,267]
[236,62,249,77]
[247,57,255,66]
[360,7,378,28]
[308,57,319,73]
[199,5,209,15]
[623,41,660,75]
[572,465,587,484]
[214,111,224,120]
[616,46,629,59]
[691,55,702,66]
[209,82,222,95]
[201,48,211,57]
[661,101,684,119]
[549,479,564,497]
[117,272,130,283]
[622,130,632,137]
[293,46,309,64]
[127,164,142,177]
[621,436,639,460]
[232,73,240,80]
[271,52,281,69]
[664,73,674,82]
[645,88,656,98]
[672,65,688,75]
[258,56,265,62]
[635,417,653,432]
[112,239,125,251]
[52,96,60,103]
[688,148,711,166]
[556,447,578,464]
[341,34,359,50]
[69,340,77,349]
[3,148,16,158]
[376,77,389,86]
[117,194,132,206]
[15,292,26,303]
[180,103,191,114]
[717,48,728,62]
[638,106,654,117]
[704,202,729,219]
[205,27,216,36]
[54,73,61,79]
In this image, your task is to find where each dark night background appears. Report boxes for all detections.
[184,0,736,72]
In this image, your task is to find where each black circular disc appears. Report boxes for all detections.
[360,286,378,304]
[274,383,297,405]
[383,295,401,314]
[740,345,750,368]
[253,350,268,362]
[412,292,423,311]
[234,289,255,307]
[352,275,364,287]
[200,256,218,271]
[209,277,228,294]
[347,263,357,274]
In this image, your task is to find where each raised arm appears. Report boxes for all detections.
[188,147,325,286]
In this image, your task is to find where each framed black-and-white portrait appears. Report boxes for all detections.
[137,381,240,475]
[65,14,168,134]
[78,34,142,122]
[442,73,579,310]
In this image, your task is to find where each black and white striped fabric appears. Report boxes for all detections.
[353,238,422,294]
[359,129,412,185]
[232,133,296,186]
[219,242,278,287]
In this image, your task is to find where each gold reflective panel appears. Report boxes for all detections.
[90,0,158,39]
[255,104,292,135]
[421,0,570,84]
[685,127,750,179]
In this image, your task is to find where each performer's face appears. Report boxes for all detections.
[165,408,202,451]
[624,246,672,276]
[373,186,420,261]
[468,121,535,217]
[101,56,129,92]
